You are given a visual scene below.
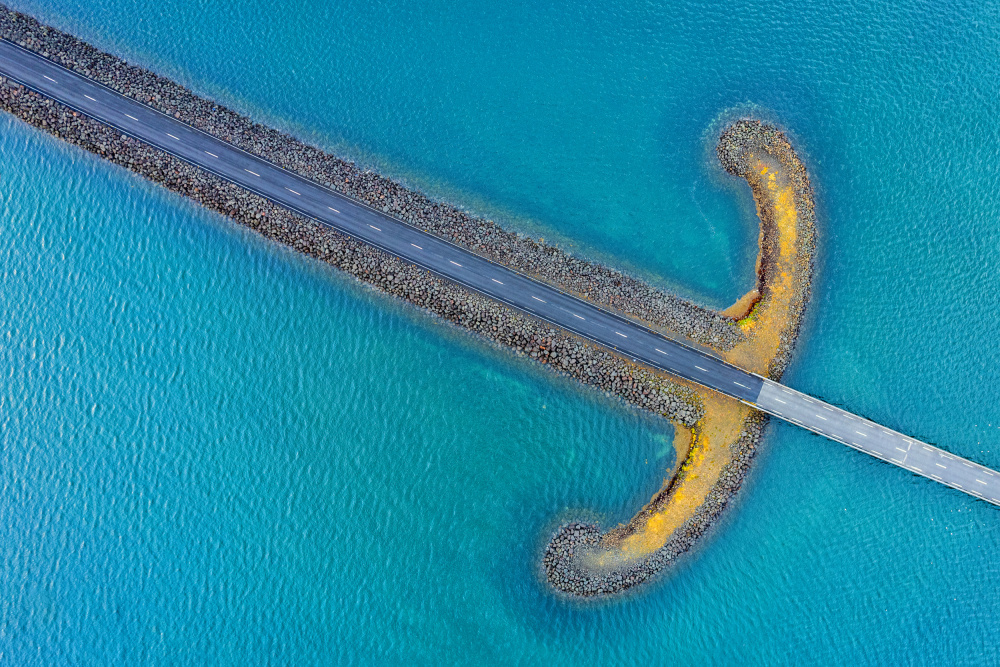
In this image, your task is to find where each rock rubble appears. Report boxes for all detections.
[0,5,815,599]
[0,5,708,428]
[544,120,817,597]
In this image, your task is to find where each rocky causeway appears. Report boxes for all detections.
[0,5,816,598]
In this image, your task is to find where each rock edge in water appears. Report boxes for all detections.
[0,7,815,598]
[545,120,817,597]
[0,5,725,427]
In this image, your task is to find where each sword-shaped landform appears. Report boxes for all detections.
[0,25,994,599]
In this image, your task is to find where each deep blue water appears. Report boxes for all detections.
[2,0,1000,663]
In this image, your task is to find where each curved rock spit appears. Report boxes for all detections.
[0,6,816,599]
[545,120,817,597]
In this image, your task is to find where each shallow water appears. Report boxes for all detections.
[2,0,1000,663]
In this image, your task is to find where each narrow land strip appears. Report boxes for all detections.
[0,11,995,601]
[3,40,993,507]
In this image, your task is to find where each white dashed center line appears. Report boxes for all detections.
[27,60,1000,504]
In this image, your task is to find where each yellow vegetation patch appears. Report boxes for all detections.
[598,149,810,560]
[595,392,752,561]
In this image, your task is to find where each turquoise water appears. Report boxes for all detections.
[2,0,1000,664]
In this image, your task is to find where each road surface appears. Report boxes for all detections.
[2,38,996,507]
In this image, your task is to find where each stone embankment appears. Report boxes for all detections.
[0,7,739,351]
[545,121,817,597]
[0,5,711,427]
[0,6,816,599]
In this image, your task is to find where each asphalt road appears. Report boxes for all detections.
[2,38,997,508]
[756,381,1000,505]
